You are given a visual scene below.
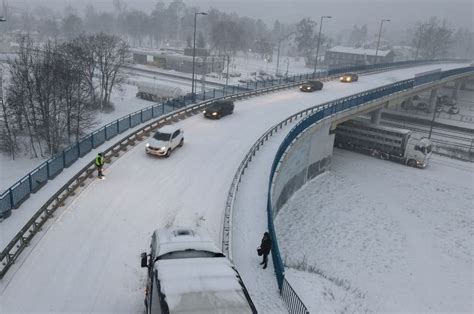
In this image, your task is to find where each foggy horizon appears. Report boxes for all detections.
[7,0,474,34]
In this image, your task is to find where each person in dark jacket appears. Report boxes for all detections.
[95,153,105,178]
[260,232,272,269]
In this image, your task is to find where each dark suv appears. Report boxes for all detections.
[299,79,324,92]
[203,100,234,119]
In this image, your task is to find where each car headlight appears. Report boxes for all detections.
[146,143,150,148]
[307,87,311,90]
[346,77,351,81]
[299,85,303,89]
[340,77,344,80]
[212,112,218,116]
[160,146,167,150]
[203,110,206,114]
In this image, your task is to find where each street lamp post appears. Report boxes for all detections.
[374,19,390,64]
[275,31,295,76]
[313,15,332,74]
[285,57,290,77]
[191,12,207,101]
[415,23,429,61]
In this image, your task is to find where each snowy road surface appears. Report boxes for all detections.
[0,63,469,313]
[276,150,473,313]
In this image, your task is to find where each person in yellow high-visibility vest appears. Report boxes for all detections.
[95,153,105,178]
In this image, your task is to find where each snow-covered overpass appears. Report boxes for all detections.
[0,63,471,313]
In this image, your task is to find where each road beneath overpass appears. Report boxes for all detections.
[0,63,468,313]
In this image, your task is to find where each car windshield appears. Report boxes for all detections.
[153,132,171,141]
[207,105,221,111]
[157,250,225,261]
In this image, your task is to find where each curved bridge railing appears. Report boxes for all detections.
[263,66,473,313]
[0,61,470,280]
[0,58,465,220]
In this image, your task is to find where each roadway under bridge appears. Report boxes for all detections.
[0,62,471,313]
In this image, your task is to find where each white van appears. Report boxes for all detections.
[140,227,257,313]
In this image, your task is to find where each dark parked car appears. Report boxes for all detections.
[340,73,359,83]
[203,100,234,119]
[299,79,324,92]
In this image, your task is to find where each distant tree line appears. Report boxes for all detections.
[411,17,472,59]
[0,33,128,158]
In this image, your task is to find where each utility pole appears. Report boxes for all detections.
[313,16,332,74]
[225,55,230,87]
[374,19,390,65]
[191,12,207,102]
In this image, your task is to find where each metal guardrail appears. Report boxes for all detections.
[0,61,470,281]
[281,278,309,314]
[0,71,319,220]
[0,58,464,219]
[0,69,320,279]
[221,101,322,259]
[264,66,473,312]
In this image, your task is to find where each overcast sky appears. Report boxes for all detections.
[8,0,474,34]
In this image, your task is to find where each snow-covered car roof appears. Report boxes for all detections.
[157,125,181,134]
[153,227,221,258]
[156,257,254,313]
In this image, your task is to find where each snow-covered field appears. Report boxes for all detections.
[0,63,470,313]
[0,83,155,193]
[276,150,473,313]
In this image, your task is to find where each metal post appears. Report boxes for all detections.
[313,16,331,74]
[285,57,290,77]
[276,39,281,76]
[225,55,230,87]
[191,14,197,101]
[374,19,390,65]
[428,93,436,139]
[191,12,207,103]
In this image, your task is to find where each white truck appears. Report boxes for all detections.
[140,227,257,314]
[136,81,183,102]
[335,119,432,168]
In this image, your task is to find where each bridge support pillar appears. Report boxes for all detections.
[452,80,461,102]
[428,88,438,113]
[370,108,383,124]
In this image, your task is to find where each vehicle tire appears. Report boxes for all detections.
[407,159,417,167]
[165,148,171,158]
[178,138,184,147]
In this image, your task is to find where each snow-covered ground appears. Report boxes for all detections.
[0,83,155,193]
[385,88,474,129]
[276,150,473,313]
[0,63,470,313]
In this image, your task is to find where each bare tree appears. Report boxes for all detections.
[412,17,453,59]
[295,18,319,66]
[92,33,129,110]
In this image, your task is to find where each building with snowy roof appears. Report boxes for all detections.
[324,46,394,69]
[130,48,224,75]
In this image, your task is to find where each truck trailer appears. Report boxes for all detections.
[334,119,432,168]
[136,81,183,102]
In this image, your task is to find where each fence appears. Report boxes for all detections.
[2,58,465,220]
[265,66,473,312]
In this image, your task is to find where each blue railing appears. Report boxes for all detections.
[0,72,320,219]
[266,66,473,311]
[0,60,470,220]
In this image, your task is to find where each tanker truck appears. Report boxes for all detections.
[334,119,432,168]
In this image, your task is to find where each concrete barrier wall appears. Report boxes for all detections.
[272,121,334,215]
